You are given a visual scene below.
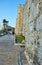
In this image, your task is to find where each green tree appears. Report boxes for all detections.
[3,19,8,32]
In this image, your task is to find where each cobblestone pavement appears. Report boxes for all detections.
[0,35,18,65]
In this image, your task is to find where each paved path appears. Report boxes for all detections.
[0,35,14,46]
[0,35,18,65]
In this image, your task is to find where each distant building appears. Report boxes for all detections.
[6,26,15,33]
[15,5,24,35]
[0,26,3,31]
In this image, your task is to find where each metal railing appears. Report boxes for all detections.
[18,50,23,65]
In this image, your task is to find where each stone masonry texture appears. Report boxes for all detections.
[23,0,42,65]
[15,5,24,35]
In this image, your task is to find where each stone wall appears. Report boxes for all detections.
[23,0,42,65]
[15,5,24,35]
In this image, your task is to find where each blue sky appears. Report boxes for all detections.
[0,0,26,27]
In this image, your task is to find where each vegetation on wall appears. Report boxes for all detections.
[15,35,25,43]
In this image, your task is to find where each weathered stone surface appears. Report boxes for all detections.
[23,0,42,65]
[15,5,24,35]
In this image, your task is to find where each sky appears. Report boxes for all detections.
[0,0,26,27]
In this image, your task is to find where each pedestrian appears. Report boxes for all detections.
[12,31,14,35]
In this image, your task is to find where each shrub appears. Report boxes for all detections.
[15,35,25,43]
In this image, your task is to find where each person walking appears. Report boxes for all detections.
[12,30,15,45]
[12,31,14,35]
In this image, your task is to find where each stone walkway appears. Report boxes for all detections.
[0,45,18,65]
[0,35,18,65]
[0,35,28,65]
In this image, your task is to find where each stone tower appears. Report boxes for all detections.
[15,5,24,35]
